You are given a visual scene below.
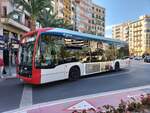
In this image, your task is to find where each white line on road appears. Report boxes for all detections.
[19,84,32,108]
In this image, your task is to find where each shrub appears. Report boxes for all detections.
[71,94,150,113]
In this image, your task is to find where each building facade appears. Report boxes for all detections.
[54,0,63,18]
[112,15,150,56]
[54,0,106,35]
[112,22,129,42]
[71,0,105,36]
[0,0,30,65]
[71,0,78,31]
[71,0,92,33]
[78,0,92,33]
[63,0,72,23]
[54,0,72,24]
[91,3,105,36]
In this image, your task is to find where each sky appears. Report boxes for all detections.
[93,0,150,37]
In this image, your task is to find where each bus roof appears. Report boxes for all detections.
[40,28,127,45]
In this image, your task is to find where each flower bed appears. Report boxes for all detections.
[72,94,150,113]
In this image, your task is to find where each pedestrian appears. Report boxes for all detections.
[0,56,4,78]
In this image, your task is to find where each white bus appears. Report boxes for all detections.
[17,28,130,84]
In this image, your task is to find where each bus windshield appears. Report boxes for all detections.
[35,35,63,68]
[18,35,36,66]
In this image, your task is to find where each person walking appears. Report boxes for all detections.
[0,56,4,78]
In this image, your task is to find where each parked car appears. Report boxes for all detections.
[144,56,150,63]
[134,56,143,60]
[122,56,130,59]
[129,56,134,59]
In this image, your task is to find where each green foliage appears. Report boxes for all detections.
[12,0,53,19]
[37,9,73,29]
[9,0,53,30]
[71,94,150,113]
[9,0,73,30]
[141,94,150,109]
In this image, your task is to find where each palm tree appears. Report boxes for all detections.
[10,0,53,31]
[37,9,73,30]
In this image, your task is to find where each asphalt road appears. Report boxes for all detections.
[0,60,150,112]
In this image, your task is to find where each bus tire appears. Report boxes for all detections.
[115,62,120,71]
[69,66,80,81]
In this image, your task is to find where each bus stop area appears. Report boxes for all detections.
[6,85,150,113]
[0,35,18,79]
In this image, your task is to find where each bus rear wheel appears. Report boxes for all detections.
[69,66,80,81]
[115,62,120,71]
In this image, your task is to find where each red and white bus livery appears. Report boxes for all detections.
[17,28,130,84]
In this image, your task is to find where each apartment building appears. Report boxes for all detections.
[54,0,106,35]
[71,0,93,33]
[54,0,63,19]
[54,0,72,24]
[78,0,92,33]
[63,0,72,23]
[112,15,150,56]
[71,0,78,30]
[0,0,30,65]
[112,22,129,42]
[71,0,105,36]
[91,3,105,36]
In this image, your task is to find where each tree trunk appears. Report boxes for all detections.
[30,18,36,31]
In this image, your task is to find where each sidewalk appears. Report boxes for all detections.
[4,85,150,113]
[1,65,17,79]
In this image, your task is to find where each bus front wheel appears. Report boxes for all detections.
[115,62,120,71]
[69,66,80,81]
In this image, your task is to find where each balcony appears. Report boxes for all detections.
[0,17,30,32]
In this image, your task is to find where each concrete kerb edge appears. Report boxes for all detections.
[4,84,150,113]
[0,75,17,81]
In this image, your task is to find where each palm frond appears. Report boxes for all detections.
[30,0,53,19]
[37,8,73,29]
[12,0,53,20]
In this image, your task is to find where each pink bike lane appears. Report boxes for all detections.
[26,86,150,113]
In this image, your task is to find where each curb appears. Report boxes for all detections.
[4,76,17,79]
[0,74,16,80]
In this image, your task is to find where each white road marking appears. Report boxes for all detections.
[4,85,150,113]
[19,85,32,108]
[67,100,96,110]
